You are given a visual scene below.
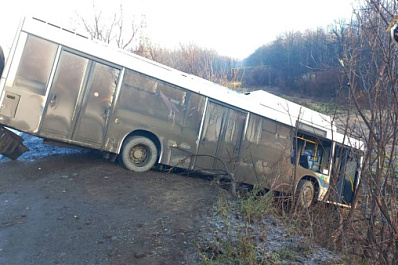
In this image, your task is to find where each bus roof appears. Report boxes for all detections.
[19,17,363,150]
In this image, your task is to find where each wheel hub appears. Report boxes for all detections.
[130,145,148,164]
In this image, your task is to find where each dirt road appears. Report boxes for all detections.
[0,136,221,265]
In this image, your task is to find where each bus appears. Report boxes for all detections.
[0,17,363,208]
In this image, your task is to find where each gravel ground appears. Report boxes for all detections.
[0,134,221,265]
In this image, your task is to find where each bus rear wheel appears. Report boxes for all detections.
[297,179,315,209]
[121,136,158,172]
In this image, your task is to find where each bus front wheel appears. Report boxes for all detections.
[297,179,315,209]
[121,136,158,172]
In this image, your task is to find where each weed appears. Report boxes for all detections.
[198,234,266,265]
[197,187,275,264]
[239,186,274,223]
[214,193,234,218]
[274,247,300,260]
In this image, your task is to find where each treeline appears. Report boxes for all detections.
[135,28,347,98]
[242,27,346,97]
[137,26,352,99]
[134,43,240,88]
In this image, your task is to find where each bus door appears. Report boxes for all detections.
[0,35,59,133]
[40,50,120,149]
[333,145,359,205]
[195,101,246,173]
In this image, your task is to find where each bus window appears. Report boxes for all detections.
[245,115,262,144]
[14,35,58,95]
[319,144,331,174]
[292,133,331,174]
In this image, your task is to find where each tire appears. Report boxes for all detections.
[120,136,158,172]
[297,179,315,209]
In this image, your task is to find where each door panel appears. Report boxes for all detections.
[73,62,119,148]
[40,51,89,138]
[196,101,246,173]
[333,145,358,205]
[217,109,246,171]
[196,102,226,169]
[40,50,119,149]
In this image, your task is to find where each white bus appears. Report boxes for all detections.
[0,17,363,207]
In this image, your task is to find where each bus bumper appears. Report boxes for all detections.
[0,125,29,160]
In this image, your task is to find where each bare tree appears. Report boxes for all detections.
[76,1,146,53]
[76,4,239,88]
[332,0,398,263]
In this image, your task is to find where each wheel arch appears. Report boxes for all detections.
[119,130,162,162]
[299,175,320,201]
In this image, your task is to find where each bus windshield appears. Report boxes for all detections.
[292,132,332,175]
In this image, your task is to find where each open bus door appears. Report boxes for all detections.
[332,145,360,205]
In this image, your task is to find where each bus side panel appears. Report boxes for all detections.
[104,69,206,168]
[238,114,293,192]
[0,34,59,134]
[159,91,206,168]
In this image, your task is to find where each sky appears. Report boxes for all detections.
[0,0,357,59]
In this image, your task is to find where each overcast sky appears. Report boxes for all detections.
[0,0,356,59]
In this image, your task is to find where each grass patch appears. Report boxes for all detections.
[214,192,234,218]
[197,187,345,264]
[197,187,290,264]
[197,187,274,264]
[239,186,274,223]
[300,101,338,115]
[310,102,338,115]
[198,234,266,265]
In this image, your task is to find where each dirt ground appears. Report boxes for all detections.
[0,135,222,265]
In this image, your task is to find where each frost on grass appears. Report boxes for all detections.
[195,190,341,265]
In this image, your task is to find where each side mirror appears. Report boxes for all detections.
[391,24,398,45]
[0,46,4,78]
